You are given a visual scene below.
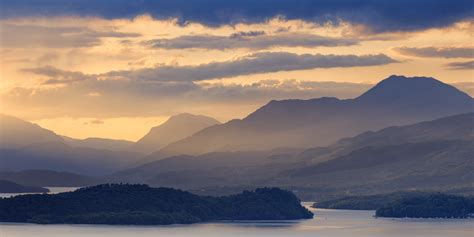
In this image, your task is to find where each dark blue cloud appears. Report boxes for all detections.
[1,0,472,32]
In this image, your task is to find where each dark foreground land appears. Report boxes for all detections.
[314,192,474,218]
[376,193,474,218]
[0,184,313,225]
[313,191,426,210]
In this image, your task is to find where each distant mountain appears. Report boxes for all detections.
[133,113,220,154]
[109,148,303,187]
[112,113,474,199]
[0,114,64,149]
[0,169,99,187]
[0,142,143,175]
[0,115,143,175]
[155,76,474,157]
[0,180,49,193]
[288,139,473,191]
[62,136,135,152]
[281,113,474,193]
[297,112,474,164]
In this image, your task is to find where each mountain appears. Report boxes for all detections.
[297,112,474,164]
[111,113,474,199]
[0,169,100,187]
[0,142,143,175]
[0,115,144,175]
[280,113,474,194]
[62,136,135,152]
[0,180,49,193]
[288,139,473,191]
[108,148,303,187]
[133,113,220,154]
[154,76,474,157]
[0,114,64,149]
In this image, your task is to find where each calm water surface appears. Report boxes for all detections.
[1,201,472,237]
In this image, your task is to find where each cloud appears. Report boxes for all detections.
[0,24,141,48]
[445,60,474,70]
[196,80,373,102]
[90,119,104,125]
[147,32,358,50]
[394,46,474,58]
[4,68,473,120]
[1,78,372,119]
[1,0,472,32]
[104,52,397,81]
[22,66,92,85]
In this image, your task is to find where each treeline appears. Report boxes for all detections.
[376,193,474,218]
[0,184,313,225]
[313,191,426,210]
[314,192,474,218]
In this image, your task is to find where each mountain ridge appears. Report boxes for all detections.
[152,75,474,158]
[132,113,220,154]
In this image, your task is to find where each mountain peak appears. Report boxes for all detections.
[0,114,64,149]
[167,113,219,124]
[133,113,220,154]
[356,75,473,105]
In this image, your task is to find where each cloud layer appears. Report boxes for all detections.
[147,32,358,50]
[103,52,397,82]
[394,46,474,58]
[0,24,140,48]
[445,60,474,70]
[2,0,472,32]
[1,78,373,119]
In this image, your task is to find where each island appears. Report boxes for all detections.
[375,193,474,218]
[312,191,425,210]
[0,180,49,193]
[0,184,313,225]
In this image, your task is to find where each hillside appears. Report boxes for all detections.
[0,114,64,149]
[133,113,220,154]
[0,142,143,175]
[0,184,313,225]
[0,115,144,175]
[0,169,99,187]
[111,113,474,198]
[155,76,474,157]
[62,136,135,152]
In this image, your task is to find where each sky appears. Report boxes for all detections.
[0,0,473,141]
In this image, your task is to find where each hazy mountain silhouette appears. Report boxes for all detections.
[112,113,474,197]
[0,114,64,149]
[152,76,474,157]
[297,112,474,164]
[0,115,143,175]
[0,180,49,193]
[109,148,303,187]
[0,141,143,175]
[63,136,135,152]
[133,113,220,154]
[0,169,99,187]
